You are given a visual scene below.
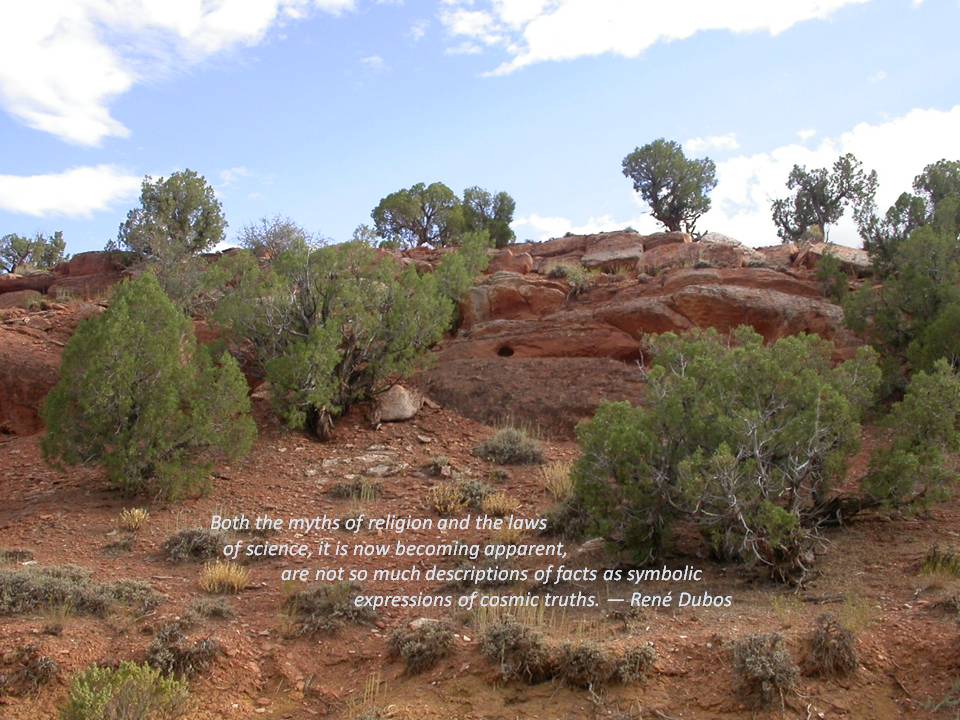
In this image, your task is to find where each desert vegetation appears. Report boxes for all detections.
[3,151,960,719]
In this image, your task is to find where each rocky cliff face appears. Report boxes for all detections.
[416,231,867,435]
[0,233,870,438]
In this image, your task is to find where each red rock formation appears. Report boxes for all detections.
[460,272,567,329]
[487,249,534,274]
[794,242,871,276]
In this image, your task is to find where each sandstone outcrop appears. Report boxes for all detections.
[794,242,871,277]
[0,235,870,438]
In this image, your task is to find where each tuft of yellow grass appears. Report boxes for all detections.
[481,491,519,518]
[429,483,466,516]
[117,507,150,532]
[540,461,574,501]
[491,526,525,547]
[199,560,249,594]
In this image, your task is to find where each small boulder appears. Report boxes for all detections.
[0,289,43,309]
[376,384,423,422]
[581,232,646,270]
[794,242,871,277]
[641,231,692,250]
[488,250,534,274]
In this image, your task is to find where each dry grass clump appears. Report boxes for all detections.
[481,491,519,517]
[481,620,656,689]
[0,644,59,696]
[189,597,233,620]
[473,427,544,466]
[0,549,34,564]
[199,561,249,594]
[60,661,188,720]
[921,546,960,577]
[162,528,227,562]
[328,478,381,502]
[491,526,525,547]
[459,479,494,509]
[41,602,73,636]
[429,483,466,515]
[0,566,159,617]
[803,614,858,678]
[481,619,557,683]
[732,633,798,709]
[282,582,375,636]
[117,507,150,532]
[540,461,574,501]
[557,641,615,689]
[146,622,222,679]
[547,263,594,295]
[103,536,134,556]
[388,620,456,674]
[427,456,452,477]
[615,644,658,683]
[558,641,657,689]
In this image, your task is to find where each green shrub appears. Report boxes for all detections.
[282,582,375,636]
[816,252,848,303]
[864,360,960,508]
[547,263,592,295]
[215,239,484,439]
[388,621,456,674]
[803,615,858,678]
[732,633,798,709]
[849,211,960,391]
[473,427,544,465]
[0,566,159,617]
[162,529,227,563]
[572,328,879,582]
[41,274,255,499]
[60,661,188,720]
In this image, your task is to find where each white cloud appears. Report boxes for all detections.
[441,7,504,45]
[438,0,870,74]
[797,128,817,141]
[445,41,484,55]
[704,104,960,246]
[408,19,429,41]
[515,105,960,248]
[513,208,660,242]
[0,165,141,217]
[360,54,387,71]
[868,69,887,83]
[684,133,740,154]
[0,1,354,146]
[218,166,250,187]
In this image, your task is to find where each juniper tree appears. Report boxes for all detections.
[41,274,255,498]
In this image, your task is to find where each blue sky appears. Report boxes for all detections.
[0,0,958,254]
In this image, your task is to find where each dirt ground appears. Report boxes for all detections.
[2,399,959,719]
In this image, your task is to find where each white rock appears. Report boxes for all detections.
[376,384,423,422]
